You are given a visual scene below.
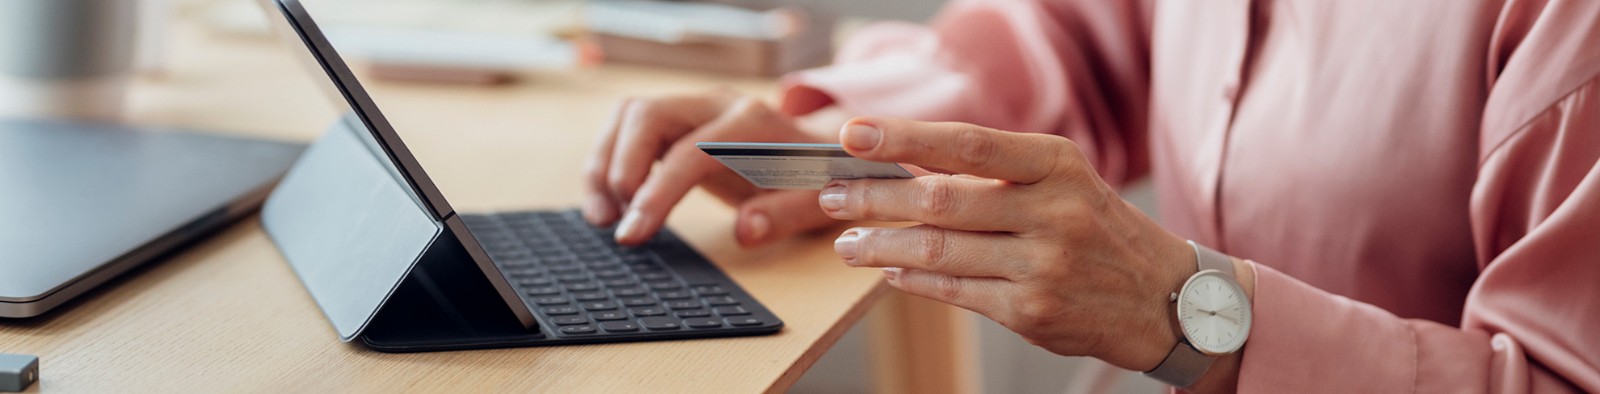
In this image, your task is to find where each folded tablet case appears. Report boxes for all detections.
[261,119,547,352]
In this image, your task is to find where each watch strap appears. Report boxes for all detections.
[1144,339,1214,388]
[1191,240,1233,276]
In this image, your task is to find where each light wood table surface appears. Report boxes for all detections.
[0,4,978,393]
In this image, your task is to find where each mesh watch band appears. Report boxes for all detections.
[1144,338,1212,388]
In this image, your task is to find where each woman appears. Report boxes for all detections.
[581,0,1600,392]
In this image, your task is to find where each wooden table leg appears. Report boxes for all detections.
[868,289,981,394]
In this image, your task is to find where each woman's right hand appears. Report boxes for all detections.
[583,89,836,247]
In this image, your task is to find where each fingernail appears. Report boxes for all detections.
[584,196,612,224]
[842,123,882,151]
[882,267,902,281]
[834,230,859,261]
[819,184,847,211]
[615,209,643,242]
[746,212,771,242]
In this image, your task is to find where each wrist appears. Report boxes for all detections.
[1233,257,1256,302]
[1142,244,1253,390]
[1185,258,1252,393]
[1129,235,1198,372]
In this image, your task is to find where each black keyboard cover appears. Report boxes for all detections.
[462,209,784,342]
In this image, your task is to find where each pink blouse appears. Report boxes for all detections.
[780,0,1600,392]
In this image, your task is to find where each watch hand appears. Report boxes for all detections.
[1217,313,1240,325]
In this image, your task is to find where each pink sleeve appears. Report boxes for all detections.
[1238,2,1600,389]
[779,0,1154,187]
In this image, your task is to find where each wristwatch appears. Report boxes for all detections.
[1143,240,1252,388]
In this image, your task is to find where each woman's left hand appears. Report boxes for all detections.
[821,117,1196,372]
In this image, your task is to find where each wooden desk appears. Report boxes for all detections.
[0,5,976,393]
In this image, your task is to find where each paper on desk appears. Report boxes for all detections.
[323,26,581,70]
[585,0,792,43]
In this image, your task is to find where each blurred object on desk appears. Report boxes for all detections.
[220,0,592,84]
[208,0,586,38]
[0,0,140,121]
[585,0,833,77]
[324,26,599,85]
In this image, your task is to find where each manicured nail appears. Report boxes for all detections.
[842,123,882,151]
[583,196,612,224]
[834,230,859,261]
[615,209,643,242]
[746,212,771,242]
[882,267,902,281]
[819,184,847,211]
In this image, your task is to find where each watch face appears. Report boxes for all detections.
[1176,270,1252,355]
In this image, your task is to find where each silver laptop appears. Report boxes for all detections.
[0,118,303,318]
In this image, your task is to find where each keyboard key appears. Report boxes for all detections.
[559,325,597,335]
[552,316,588,325]
[655,290,693,300]
[638,271,672,281]
[533,296,569,306]
[523,286,561,296]
[582,301,619,311]
[715,306,750,316]
[548,265,584,274]
[600,321,641,332]
[647,281,683,290]
[664,300,702,310]
[572,291,609,301]
[506,268,544,278]
[692,285,729,296]
[726,317,764,327]
[602,278,639,287]
[620,297,657,307]
[683,318,722,329]
[591,311,628,321]
[703,296,740,306]
[611,287,648,297]
[556,273,590,283]
[676,309,711,318]
[640,317,681,331]
[564,282,601,292]
[593,268,630,279]
[524,278,557,288]
[517,277,554,286]
[542,306,579,316]
[630,307,667,317]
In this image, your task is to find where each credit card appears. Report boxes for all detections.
[697,142,914,189]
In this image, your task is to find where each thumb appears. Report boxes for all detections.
[734,189,836,247]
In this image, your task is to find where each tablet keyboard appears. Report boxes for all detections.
[461,210,781,339]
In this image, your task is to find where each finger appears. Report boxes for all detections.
[606,92,734,206]
[835,226,1025,277]
[613,99,758,245]
[735,189,833,247]
[818,176,1026,231]
[882,267,1010,315]
[582,99,630,226]
[839,117,1079,185]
